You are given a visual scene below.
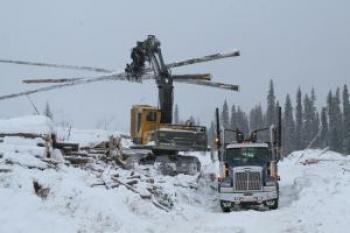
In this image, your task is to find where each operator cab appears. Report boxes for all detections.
[130,105,161,144]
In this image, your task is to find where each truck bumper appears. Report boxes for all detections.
[219,190,278,204]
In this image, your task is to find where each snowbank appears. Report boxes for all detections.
[0,115,54,135]
[1,125,350,233]
[55,127,131,148]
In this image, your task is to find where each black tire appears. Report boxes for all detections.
[220,201,231,213]
[267,198,279,210]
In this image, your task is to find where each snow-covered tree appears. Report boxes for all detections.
[328,90,343,152]
[266,80,276,127]
[230,104,237,130]
[249,104,264,131]
[295,88,303,149]
[320,107,329,148]
[342,85,350,154]
[283,94,295,154]
[174,104,180,124]
[208,120,216,148]
[221,100,230,129]
[303,93,319,147]
[187,116,196,125]
[236,107,249,136]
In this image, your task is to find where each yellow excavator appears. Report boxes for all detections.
[125,35,239,175]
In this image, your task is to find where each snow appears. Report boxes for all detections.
[55,127,131,148]
[0,117,350,232]
[0,115,54,135]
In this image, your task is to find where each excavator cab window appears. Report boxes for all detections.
[136,112,142,133]
[146,111,157,122]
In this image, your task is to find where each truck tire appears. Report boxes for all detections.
[220,201,231,213]
[266,198,279,210]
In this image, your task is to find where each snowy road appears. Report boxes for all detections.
[149,150,350,233]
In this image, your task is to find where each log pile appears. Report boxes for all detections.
[90,167,176,212]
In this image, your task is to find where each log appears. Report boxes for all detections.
[55,142,79,152]
[111,176,143,195]
[64,156,92,164]
[64,152,90,157]
[126,179,138,186]
[0,168,12,173]
[5,160,46,171]
[0,133,46,139]
[127,175,141,180]
[151,196,170,212]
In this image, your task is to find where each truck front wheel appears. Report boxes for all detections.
[265,198,279,210]
[220,200,231,213]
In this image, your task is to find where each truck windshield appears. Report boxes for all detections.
[224,147,270,165]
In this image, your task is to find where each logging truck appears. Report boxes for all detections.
[216,107,282,212]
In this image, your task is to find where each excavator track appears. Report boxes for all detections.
[154,155,201,176]
[123,147,201,176]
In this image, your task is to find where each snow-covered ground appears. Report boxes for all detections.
[0,116,350,233]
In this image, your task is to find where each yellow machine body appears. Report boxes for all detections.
[130,105,208,151]
[130,105,163,145]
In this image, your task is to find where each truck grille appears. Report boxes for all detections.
[234,171,262,191]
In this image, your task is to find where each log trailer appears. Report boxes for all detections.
[216,107,282,211]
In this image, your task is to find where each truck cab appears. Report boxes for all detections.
[218,141,279,211]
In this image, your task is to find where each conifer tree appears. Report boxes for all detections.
[343,85,350,154]
[208,120,216,148]
[328,90,343,152]
[236,107,249,136]
[266,80,276,127]
[303,94,315,146]
[295,88,303,149]
[283,94,295,154]
[174,104,180,124]
[320,107,328,148]
[335,88,343,151]
[249,104,264,131]
[230,104,237,130]
[221,100,230,129]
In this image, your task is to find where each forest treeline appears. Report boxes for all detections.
[206,80,350,155]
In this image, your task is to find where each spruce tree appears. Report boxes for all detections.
[250,104,264,131]
[320,107,328,148]
[255,104,265,130]
[266,80,276,127]
[236,107,249,136]
[187,116,196,125]
[295,88,303,149]
[303,94,315,147]
[221,100,230,129]
[343,85,350,154]
[208,120,216,148]
[328,90,343,152]
[310,88,320,141]
[174,104,180,124]
[335,88,343,152]
[230,104,237,130]
[283,94,295,154]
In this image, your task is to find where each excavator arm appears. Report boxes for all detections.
[125,35,174,124]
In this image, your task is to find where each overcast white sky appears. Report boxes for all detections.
[0,0,349,132]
